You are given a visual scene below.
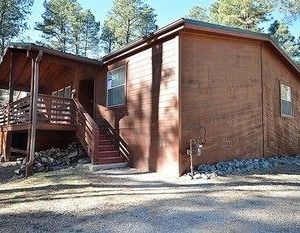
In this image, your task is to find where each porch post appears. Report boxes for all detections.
[4,52,15,161]
[8,51,15,103]
[25,51,43,177]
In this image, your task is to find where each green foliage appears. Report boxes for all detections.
[187,6,209,22]
[100,21,117,54]
[100,0,157,53]
[36,0,100,56]
[279,0,300,20]
[0,0,33,56]
[268,20,300,61]
[210,0,274,30]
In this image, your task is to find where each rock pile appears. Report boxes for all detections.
[15,142,90,176]
[192,155,300,179]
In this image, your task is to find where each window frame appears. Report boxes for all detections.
[280,82,293,118]
[106,65,127,109]
[58,88,65,98]
[64,86,72,98]
[51,91,58,97]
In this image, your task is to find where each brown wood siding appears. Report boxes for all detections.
[96,36,180,176]
[179,32,264,174]
[262,45,300,155]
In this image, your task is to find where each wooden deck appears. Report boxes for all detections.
[0,94,75,131]
[0,94,101,167]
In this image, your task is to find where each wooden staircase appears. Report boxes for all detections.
[73,99,128,168]
[96,132,126,164]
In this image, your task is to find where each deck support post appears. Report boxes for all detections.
[4,52,15,161]
[25,51,43,177]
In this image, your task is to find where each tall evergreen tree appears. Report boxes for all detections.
[35,0,77,52]
[100,21,117,54]
[209,0,274,30]
[279,0,300,20]
[187,6,209,22]
[268,20,300,61]
[100,0,157,52]
[36,0,100,56]
[0,0,33,56]
[80,10,100,57]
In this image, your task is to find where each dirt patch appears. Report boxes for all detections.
[0,166,299,232]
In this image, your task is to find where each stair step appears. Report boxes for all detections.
[97,156,125,164]
[99,145,117,151]
[99,139,112,145]
[99,134,107,140]
[99,151,120,158]
[89,162,128,171]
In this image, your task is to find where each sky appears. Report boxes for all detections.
[19,0,300,42]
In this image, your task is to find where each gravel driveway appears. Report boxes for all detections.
[0,165,299,233]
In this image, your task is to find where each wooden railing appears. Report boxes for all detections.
[0,94,128,165]
[98,118,130,162]
[37,94,74,125]
[0,95,75,127]
[73,99,99,165]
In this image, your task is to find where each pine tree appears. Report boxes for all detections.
[268,20,300,61]
[187,6,209,22]
[36,0,100,56]
[100,0,157,52]
[0,0,33,55]
[81,10,100,57]
[100,21,117,54]
[209,0,274,30]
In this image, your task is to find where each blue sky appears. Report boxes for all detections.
[19,0,300,41]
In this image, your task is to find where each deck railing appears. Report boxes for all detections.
[73,99,99,164]
[0,94,75,127]
[0,95,108,165]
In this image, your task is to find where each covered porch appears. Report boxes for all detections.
[0,43,104,175]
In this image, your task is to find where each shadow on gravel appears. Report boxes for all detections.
[0,162,18,184]
[0,194,299,233]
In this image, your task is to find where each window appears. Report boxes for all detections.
[107,66,126,107]
[58,88,65,97]
[64,86,72,98]
[53,86,72,98]
[280,83,293,117]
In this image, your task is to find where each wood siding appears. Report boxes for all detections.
[262,45,300,155]
[179,32,264,174]
[96,36,180,175]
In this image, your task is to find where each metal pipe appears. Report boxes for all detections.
[25,50,43,169]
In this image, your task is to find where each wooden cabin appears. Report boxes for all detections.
[1,19,300,176]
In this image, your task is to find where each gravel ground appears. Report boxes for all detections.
[0,164,300,233]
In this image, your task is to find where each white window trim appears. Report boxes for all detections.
[280,82,293,118]
[106,65,126,108]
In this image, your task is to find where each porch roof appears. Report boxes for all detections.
[0,43,102,91]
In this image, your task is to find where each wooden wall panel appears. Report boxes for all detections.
[96,36,180,176]
[179,32,264,174]
[262,46,300,155]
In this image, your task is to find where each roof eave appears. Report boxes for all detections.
[1,43,103,66]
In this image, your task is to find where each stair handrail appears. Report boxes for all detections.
[97,118,130,161]
[73,98,99,164]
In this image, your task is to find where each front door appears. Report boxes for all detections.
[78,79,94,117]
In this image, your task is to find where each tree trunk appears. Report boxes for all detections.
[1,37,5,56]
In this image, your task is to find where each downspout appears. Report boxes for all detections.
[25,50,43,173]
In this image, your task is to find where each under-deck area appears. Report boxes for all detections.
[0,94,77,161]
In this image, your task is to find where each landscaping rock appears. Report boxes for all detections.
[14,142,90,176]
[194,154,300,177]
